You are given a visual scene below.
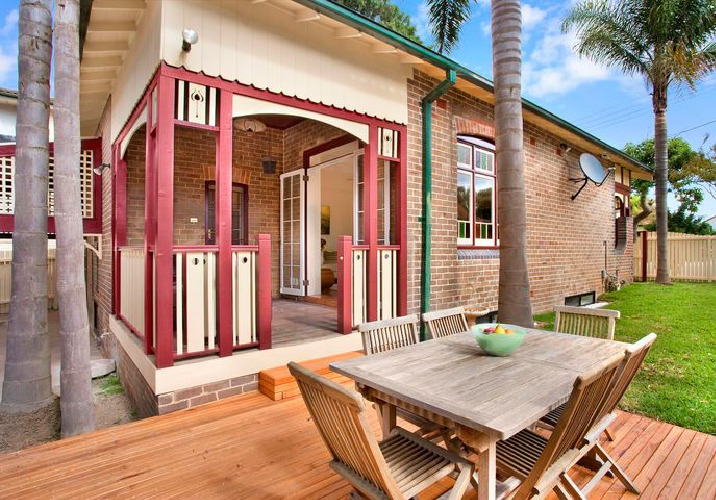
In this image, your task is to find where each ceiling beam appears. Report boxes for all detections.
[92,0,145,10]
[295,10,321,22]
[81,81,112,94]
[372,44,397,54]
[82,40,130,52]
[80,70,117,81]
[81,55,123,68]
[87,21,136,33]
[334,27,361,39]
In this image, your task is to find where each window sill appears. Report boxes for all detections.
[457,248,500,260]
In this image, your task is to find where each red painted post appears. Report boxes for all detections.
[397,125,408,317]
[641,231,648,282]
[337,235,353,334]
[365,125,379,322]
[154,74,176,368]
[256,233,272,349]
[217,89,233,356]
[114,153,128,318]
[111,145,118,316]
[144,96,157,355]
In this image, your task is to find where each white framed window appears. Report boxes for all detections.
[456,136,497,248]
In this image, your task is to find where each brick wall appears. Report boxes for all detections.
[157,374,258,415]
[406,70,634,315]
[96,99,113,333]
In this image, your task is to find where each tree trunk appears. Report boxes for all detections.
[54,0,96,437]
[1,0,55,415]
[492,0,533,326]
[653,87,670,284]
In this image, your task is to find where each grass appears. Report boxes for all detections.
[96,374,125,397]
[535,282,716,435]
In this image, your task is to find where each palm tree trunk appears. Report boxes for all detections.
[492,0,533,326]
[653,90,670,284]
[54,0,96,437]
[1,0,54,414]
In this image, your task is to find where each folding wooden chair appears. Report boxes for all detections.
[553,305,620,340]
[289,362,476,500]
[494,352,625,500]
[422,307,470,339]
[359,314,420,355]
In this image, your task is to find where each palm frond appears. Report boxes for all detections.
[427,0,472,54]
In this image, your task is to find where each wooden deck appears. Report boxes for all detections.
[272,299,339,347]
[0,392,714,499]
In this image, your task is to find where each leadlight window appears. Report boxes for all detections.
[456,136,497,247]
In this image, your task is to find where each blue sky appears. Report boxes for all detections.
[0,2,714,218]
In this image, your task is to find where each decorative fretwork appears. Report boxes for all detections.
[377,127,399,159]
[0,150,94,218]
[175,80,218,127]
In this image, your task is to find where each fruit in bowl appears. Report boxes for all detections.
[472,323,527,356]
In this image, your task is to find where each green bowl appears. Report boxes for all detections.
[471,323,527,356]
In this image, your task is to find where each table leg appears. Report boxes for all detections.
[377,402,396,439]
[457,426,497,500]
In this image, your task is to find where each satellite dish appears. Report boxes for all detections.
[571,153,609,200]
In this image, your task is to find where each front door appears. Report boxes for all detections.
[280,170,305,296]
[205,182,248,245]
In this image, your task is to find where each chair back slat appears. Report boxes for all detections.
[288,362,403,498]
[554,305,620,340]
[514,352,625,500]
[603,333,657,415]
[359,314,420,355]
[422,307,470,339]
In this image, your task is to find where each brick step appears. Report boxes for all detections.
[259,351,363,401]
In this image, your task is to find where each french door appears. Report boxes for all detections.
[279,170,305,296]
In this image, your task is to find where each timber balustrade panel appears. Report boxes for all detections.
[232,246,258,348]
[118,247,145,337]
[377,246,398,321]
[352,246,368,326]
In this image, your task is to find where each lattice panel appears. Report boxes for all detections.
[0,150,94,218]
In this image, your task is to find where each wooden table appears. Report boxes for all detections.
[331,328,626,500]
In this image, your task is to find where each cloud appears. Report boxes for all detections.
[1,9,18,36]
[522,4,547,30]
[411,1,433,45]
[521,18,635,99]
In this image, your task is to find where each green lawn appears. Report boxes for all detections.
[535,282,716,435]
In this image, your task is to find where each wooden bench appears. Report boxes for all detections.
[258,351,363,401]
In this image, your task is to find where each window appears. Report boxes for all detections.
[565,291,596,307]
[456,136,497,247]
[205,182,248,246]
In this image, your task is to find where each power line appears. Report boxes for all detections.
[674,119,716,136]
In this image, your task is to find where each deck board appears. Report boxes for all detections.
[0,393,713,499]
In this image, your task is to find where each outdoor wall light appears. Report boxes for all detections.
[559,143,571,153]
[262,157,277,174]
[93,162,110,176]
[182,29,199,52]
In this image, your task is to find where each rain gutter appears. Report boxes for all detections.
[420,69,456,339]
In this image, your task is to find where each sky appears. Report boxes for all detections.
[0,2,714,218]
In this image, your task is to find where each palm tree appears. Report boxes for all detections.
[54,0,95,437]
[1,0,56,422]
[562,0,716,285]
[428,0,533,325]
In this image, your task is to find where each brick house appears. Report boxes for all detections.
[0,0,651,416]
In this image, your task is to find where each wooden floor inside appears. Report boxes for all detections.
[0,392,714,499]
[272,299,339,347]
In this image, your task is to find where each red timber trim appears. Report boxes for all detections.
[143,90,157,356]
[615,182,630,196]
[0,138,103,234]
[398,126,408,316]
[153,74,176,368]
[217,89,233,357]
[256,233,272,349]
[302,134,358,168]
[161,63,402,128]
[111,145,118,315]
[365,125,379,322]
[337,235,353,334]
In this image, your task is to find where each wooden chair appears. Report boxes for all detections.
[554,305,620,340]
[494,352,625,500]
[422,307,470,339]
[288,362,476,500]
[359,314,420,355]
[359,314,444,440]
[574,333,657,496]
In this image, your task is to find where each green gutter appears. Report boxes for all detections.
[293,0,651,174]
[420,69,456,340]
